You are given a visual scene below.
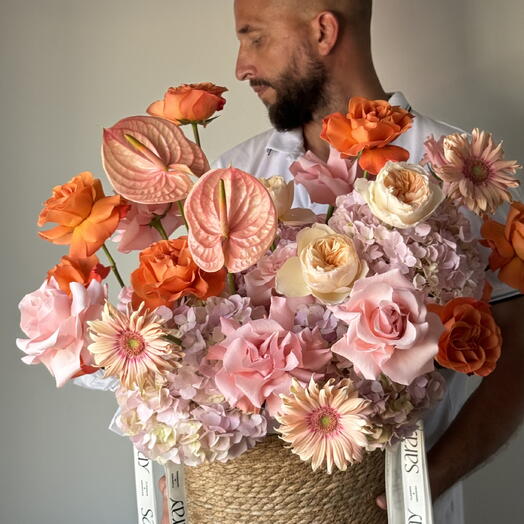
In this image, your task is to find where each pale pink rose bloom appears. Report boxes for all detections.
[207,297,331,416]
[330,269,443,385]
[244,244,296,306]
[290,146,361,206]
[17,278,106,387]
[113,202,183,253]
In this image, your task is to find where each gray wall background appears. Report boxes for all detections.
[1,1,523,522]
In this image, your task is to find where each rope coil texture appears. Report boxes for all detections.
[184,435,387,524]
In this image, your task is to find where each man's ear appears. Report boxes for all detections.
[312,11,339,56]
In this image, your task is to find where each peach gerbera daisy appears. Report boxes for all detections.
[87,302,182,389]
[435,128,520,215]
[275,378,370,474]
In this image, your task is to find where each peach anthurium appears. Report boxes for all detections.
[102,116,209,204]
[184,168,278,273]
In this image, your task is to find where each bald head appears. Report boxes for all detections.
[286,0,372,32]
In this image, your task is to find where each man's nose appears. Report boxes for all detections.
[235,49,256,81]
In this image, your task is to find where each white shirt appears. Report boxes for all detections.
[213,91,520,524]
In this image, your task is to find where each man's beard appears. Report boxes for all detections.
[253,52,328,131]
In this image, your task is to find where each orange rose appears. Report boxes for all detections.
[428,298,502,376]
[481,201,524,293]
[147,83,228,124]
[131,237,226,309]
[47,255,110,295]
[321,97,413,175]
[38,171,126,258]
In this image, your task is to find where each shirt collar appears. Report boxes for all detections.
[264,91,412,155]
[265,127,304,156]
[387,91,412,112]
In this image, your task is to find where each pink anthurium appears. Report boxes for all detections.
[102,115,209,204]
[184,168,277,273]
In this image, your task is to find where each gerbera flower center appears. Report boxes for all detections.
[464,160,490,184]
[308,406,340,434]
[119,330,145,357]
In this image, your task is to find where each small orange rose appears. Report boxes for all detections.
[481,201,524,293]
[321,97,413,175]
[428,297,502,377]
[147,83,227,124]
[38,171,126,258]
[47,255,110,295]
[131,237,226,309]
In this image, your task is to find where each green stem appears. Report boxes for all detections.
[227,272,237,295]
[150,218,169,240]
[325,205,335,224]
[191,122,201,148]
[363,170,369,179]
[164,334,182,346]
[101,243,125,288]
[177,200,189,230]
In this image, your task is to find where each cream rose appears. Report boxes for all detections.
[260,176,317,225]
[275,224,367,304]
[355,161,444,229]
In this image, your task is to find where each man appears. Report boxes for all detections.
[160,1,524,522]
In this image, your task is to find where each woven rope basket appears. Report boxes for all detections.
[184,435,387,524]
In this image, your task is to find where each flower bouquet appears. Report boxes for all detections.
[17,86,523,524]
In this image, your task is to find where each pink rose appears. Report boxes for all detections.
[244,244,296,306]
[290,146,361,206]
[330,269,442,385]
[112,202,183,253]
[207,297,331,416]
[17,278,106,386]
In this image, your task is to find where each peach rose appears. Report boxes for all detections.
[321,97,413,175]
[131,237,226,309]
[428,298,502,376]
[38,171,126,258]
[147,83,227,124]
[276,224,368,304]
[481,201,524,293]
[355,161,444,228]
[47,255,110,295]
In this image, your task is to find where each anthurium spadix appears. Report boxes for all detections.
[102,116,209,204]
[184,168,278,273]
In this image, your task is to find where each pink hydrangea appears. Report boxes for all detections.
[207,297,332,416]
[349,369,446,450]
[329,191,485,303]
[330,269,443,385]
[116,381,267,466]
[112,202,183,253]
[290,146,360,206]
[17,278,106,386]
[293,301,347,344]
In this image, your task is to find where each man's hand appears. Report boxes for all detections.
[376,493,387,511]
[159,475,169,524]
